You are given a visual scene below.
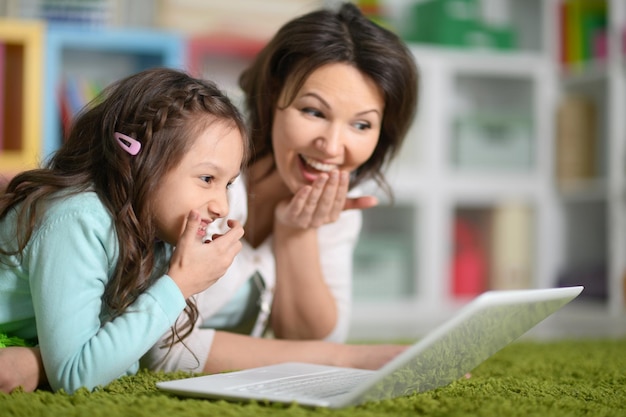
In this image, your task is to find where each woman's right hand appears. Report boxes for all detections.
[275,170,378,231]
[168,211,244,299]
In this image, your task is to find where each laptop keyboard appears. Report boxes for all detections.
[231,369,372,399]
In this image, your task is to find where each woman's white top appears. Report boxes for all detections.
[142,177,362,372]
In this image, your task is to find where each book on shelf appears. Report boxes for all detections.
[0,42,5,154]
[452,216,488,298]
[559,0,607,70]
[489,203,533,290]
[555,94,597,187]
[4,0,115,27]
[57,76,103,142]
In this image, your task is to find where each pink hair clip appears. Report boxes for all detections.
[114,132,141,156]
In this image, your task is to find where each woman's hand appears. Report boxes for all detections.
[275,170,378,230]
[168,211,244,299]
[205,331,408,374]
[271,170,377,339]
[344,343,409,370]
[0,347,46,393]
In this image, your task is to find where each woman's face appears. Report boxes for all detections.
[271,63,384,194]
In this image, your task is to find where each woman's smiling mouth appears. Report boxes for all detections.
[299,154,337,173]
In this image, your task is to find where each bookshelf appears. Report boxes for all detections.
[349,0,626,340]
[41,26,184,160]
[185,33,265,111]
[0,19,44,178]
[350,45,558,339]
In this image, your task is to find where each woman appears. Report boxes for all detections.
[143,1,419,374]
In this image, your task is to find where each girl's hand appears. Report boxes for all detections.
[0,347,46,393]
[275,170,378,230]
[168,211,243,299]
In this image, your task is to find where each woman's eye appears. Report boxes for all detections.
[200,176,213,184]
[354,121,372,131]
[302,107,323,118]
[226,182,234,190]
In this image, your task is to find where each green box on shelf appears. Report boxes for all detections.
[452,113,533,171]
[403,0,480,44]
[461,24,517,50]
[403,0,516,50]
[483,24,517,50]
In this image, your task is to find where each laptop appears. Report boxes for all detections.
[157,286,583,408]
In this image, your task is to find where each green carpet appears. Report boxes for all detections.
[2,339,625,417]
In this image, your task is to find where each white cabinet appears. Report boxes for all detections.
[349,0,626,340]
[351,47,559,339]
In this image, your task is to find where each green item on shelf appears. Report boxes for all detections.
[457,22,517,51]
[403,0,480,45]
[353,234,415,300]
[0,333,30,348]
[452,112,533,171]
[403,0,517,50]
[482,24,517,50]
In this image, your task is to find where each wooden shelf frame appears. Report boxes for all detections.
[0,19,44,176]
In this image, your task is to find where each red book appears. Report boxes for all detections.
[559,1,568,66]
[452,219,486,297]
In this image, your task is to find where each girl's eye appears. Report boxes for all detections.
[200,176,213,184]
[226,182,234,190]
[354,121,372,131]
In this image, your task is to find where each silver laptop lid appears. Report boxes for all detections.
[342,286,583,406]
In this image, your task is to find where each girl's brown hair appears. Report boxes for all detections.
[239,1,418,195]
[0,68,249,341]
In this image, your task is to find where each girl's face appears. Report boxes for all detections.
[152,121,244,245]
[271,63,384,194]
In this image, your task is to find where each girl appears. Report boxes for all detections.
[144,2,419,374]
[0,68,248,393]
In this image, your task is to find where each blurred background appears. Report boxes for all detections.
[0,0,625,340]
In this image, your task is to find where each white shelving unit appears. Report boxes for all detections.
[548,0,626,316]
[349,0,626,341]
[351,47,559,340]
[606,0,626,316]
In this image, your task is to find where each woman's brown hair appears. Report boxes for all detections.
[239,1,418,195]
[0,67,249,341]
